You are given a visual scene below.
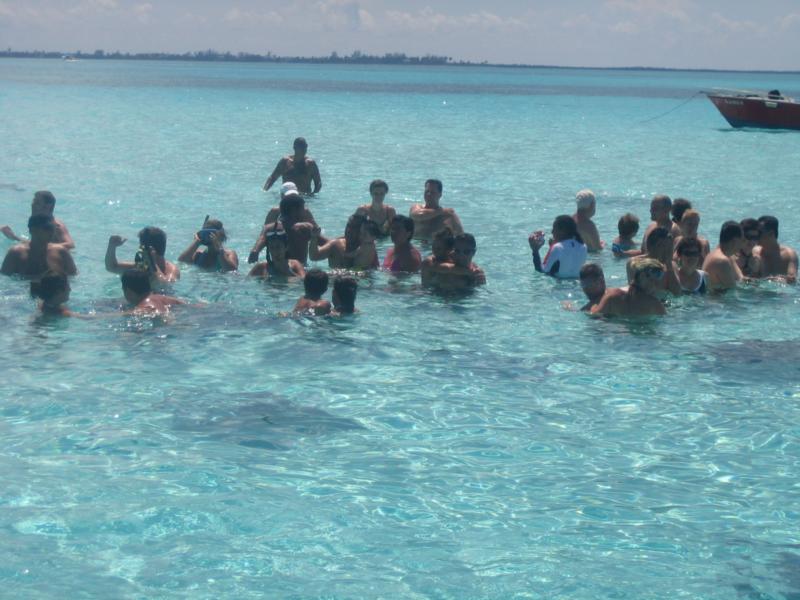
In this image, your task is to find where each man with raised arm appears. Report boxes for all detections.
[2,190,75,250]
[409,179,463,241]
[263,137,322,195]
[1,215,77,279]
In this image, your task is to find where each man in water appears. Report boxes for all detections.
[293,269,332,316]
[578,263,606,311]
[309,213,366,269]
[592,258,666,317]
[1,215,77,279]
[250,186,316,264]
[754,215,797,283]
[641,194,680,253]
[573,189,603,252]
[105,227,180,284]
[263,137,321,195]
[121,268,185,314]
[1,190,75,250]
[736,218,762,277]
[627,227,681,296]
[702,221,745,291]
[383,215,422,273]
[409,179,463,241]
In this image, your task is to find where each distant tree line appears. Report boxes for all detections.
[0,48,466,66]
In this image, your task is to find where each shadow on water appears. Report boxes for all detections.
[695,339,800,385]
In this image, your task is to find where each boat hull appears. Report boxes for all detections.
[707,93,800,131]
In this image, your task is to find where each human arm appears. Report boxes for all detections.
[529,232,558,276]
[442,209,464,235]
[289,259,306,278]
[1,248,20,275]
[220,249,239,272]
[178,235,202,264]
[54,220,75,250]
[309,160,321,194]
[59,247,78,276]
[787,250,798,284]
[1,225,22,242]
[105,235,135,274]
[308,226,339,261]
[263,158,287,191]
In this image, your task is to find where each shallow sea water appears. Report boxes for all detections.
[1,59,799,598]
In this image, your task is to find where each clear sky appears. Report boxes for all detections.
[2,0,799,70]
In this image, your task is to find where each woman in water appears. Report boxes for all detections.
[178,218,238,272]
[248,229,305,279]
[675,237,707,294]
[30,270,77,317]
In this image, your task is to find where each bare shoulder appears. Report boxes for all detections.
[409,204,424,215]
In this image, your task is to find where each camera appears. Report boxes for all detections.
[135,245,154,270]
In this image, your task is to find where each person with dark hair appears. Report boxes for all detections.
[250,189,316,264]
[592,258,666,317]
[263,137,321,195]
[529,215,587,278]
[422,233,486,290]
[578,264,606,311]
[627,226,681,296]
[344,219,381,270]
[105,226,180,284]
[673,209,711,262]
[383,215,422,273]
[671,198,692,224]
[30,271,76,317]
[409,179,463,241]
[177,218,238,272]
[1,215,77,278]
[248,229,305,279]
[573,189,604,252]
[702,221,745,290]
[310,214,366,269]
[355,179,396,236]
[332,276,358,315]
[754,215,797,283]
[293,269,331,315]
[121,268,184,314]
[612,213,642,258]
[675,237,707,294]
[736,218,762,277]
[642,194,680,253]
[421,227,455,286]
[1,190,75,250]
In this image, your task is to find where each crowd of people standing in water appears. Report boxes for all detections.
[2,137,797,319]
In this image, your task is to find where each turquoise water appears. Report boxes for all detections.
[1,59,800,598]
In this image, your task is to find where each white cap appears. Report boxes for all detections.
[576,189,596,210]
[280,182,299,197]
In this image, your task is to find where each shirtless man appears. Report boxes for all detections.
[673,209,711,261]
[263,137,321,195]
[383,215,422,273]
[293,269,332,316]
[105,226,180,284]
[627,227,681,296]
[121,269,185,314]
[702,221,745,291]
[421,227,455,286]
[355,179,396,236]
[250,193,316,264]
[592,258,666,317]
[409,179,463,241]
[754,215,798,283]
[642,194,680,253]
[736,218,762,277]
[1,215,77,279]
[573,189,603,252]
[2,190,75,249]
[309,214,365,269]
[578,264,606,312]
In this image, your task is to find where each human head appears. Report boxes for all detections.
[121,268,152,304]
[293,137,308,155]
[739,218,760,253]
[719,220,744,248]
[579,263,606,300]
[675,237,702,268]
[31,271,70,306]
[265,229,289,262]
[453,233,477,267]
[679,209,700,238]
[303,268,328,299]
[424,179,443,206]
[138,226,167,256]
[631,258,665,293]
[576,189,596,217]
[758,215,779,241]
[31,191,56,216]
[369,179,389,201]
[332,276,358,314]
[28,215,55,244]
[432,227,455,260]
[202,218,226,243]
[344,213,367,246]
[645,226,672,261]
[671,198,692,224]
[280,182,300,199]
[360,219,381,244]
[390,215,414,245]
[617,213,640,238]
[552,215,579,242]
[650,194,672,222]
[279,195,305,222]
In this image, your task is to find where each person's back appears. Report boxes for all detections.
[573,189,603,252]
[293,268,331,315]
[332,276,358,316]
[121,269,184,314]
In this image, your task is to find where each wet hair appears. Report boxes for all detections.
[28,214,55,232]
[293,137,308,150]
[425,179,443,193]
[645,226,671,249]
[740,217,759,234]
[671,198,692,223]
[391,215,415,236]
[553,215,582,243]
[121,268,152,296]
[617,213,640,237]
[676,237,702,256]
[34,190,56,206]
[651,194,672,210]
[369,179,388,193]
[579,263,604,280]
[138,226,167,256]
[279,194,305,218]
[303,268,329,298]
[719,221,743,245]
[362,220,382,239]
[758,215,779,238]
[433,227,455,248]
[454,233,477,251]
[30,271,68,302]
[333,276,358,314]
[681,208,700,224]
[631,257,665,287]
[203,218,226,242]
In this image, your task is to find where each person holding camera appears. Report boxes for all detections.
[105,226,180,285]
[178,218,238,272]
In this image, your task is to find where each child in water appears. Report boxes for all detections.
[612,213,642,258]
[293,269,332,315]
[31,271,77,317]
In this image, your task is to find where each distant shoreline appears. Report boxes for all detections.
[1,50,799,75]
